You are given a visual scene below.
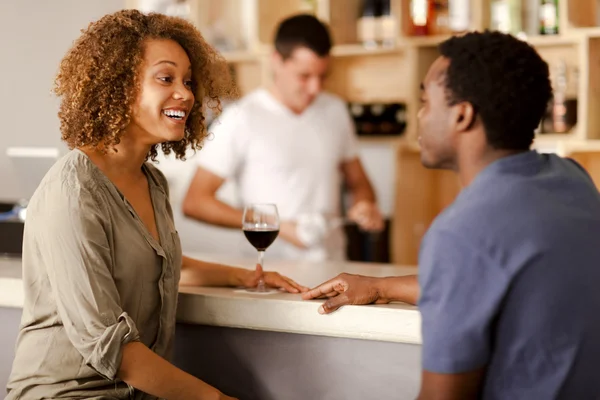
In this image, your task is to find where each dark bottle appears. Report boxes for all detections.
[409,0,434,36]
[433,0,451,35]
[378,0,397,47]
[358,0,380,49]
[541,60,577,134]
[349,102,407,136]
[539,0,559,35]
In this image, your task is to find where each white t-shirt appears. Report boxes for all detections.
[196,88,360,261]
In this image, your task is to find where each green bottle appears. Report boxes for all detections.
[540,0,559,35]
[491,0,523,36]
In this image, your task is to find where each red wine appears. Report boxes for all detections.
[243,229,279,251]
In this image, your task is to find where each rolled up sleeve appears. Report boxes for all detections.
[35,181,140,380]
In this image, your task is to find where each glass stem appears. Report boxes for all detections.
[257,250,266,292]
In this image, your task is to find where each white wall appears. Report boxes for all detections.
[0,0,125,201]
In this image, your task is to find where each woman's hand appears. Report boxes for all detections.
[241,263,309,294]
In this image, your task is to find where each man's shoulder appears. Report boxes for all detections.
[232,88,273,110]
[428,151,600,254]
[211,89,269,124]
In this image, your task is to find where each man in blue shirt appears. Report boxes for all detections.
[303,31,600,399]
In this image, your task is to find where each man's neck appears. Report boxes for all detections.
[268,85,307,115]
[457,148,528,187]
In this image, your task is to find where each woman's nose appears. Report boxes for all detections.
[173,82,193,101]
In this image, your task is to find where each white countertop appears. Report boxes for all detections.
[0,254,422,344]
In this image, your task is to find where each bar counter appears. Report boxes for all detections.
[0,254,422,399]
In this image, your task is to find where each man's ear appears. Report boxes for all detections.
[271,51,284,69]
[454,102,476,132]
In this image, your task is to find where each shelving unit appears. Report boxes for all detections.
[126,0,600,143]
[127,0,600,265]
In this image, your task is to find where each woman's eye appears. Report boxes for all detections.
[158,76,173,83]
[184,80,193,88]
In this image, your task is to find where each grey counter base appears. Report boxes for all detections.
[1,308,421,400]
[174,324,421,400]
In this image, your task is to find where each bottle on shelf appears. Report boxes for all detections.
[490,0,523,36]
[164,0,191,20]
[551,60,568,133]
[358,0,380,49]
[539,0,559,35]
[433,1,451,35]
[448,0,471,33]
[348,102,407,136]
[541,60,577,134]
[409,0,434,36]
[378,0,397,47]
[523,0,540,36]
[299,0,318,14]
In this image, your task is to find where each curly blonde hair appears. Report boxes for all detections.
[54,9,237,160]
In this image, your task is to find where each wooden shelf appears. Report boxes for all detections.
[572,27,600,37]
[533,134,600,154]
[394,33,582,49]
[397,34,455,48]
[522,34,582,47]
[222,44,403,62]
[221,50,260,63]
[331,44,403,57]
[534,133,579,141]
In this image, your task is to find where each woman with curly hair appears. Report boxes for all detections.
[6,9,306,400]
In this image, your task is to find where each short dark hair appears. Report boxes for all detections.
[274,14,332,59]
[438,31,552,150]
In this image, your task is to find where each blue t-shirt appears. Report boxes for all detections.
[418,150,600,399]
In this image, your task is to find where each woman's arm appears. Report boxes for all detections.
[33,186,235,399]
[179,256,308,293]
[118,342,234,400]
[179,256,249,287]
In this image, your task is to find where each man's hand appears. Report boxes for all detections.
[347,200,384,232]
[241,263,309,293]
[301,273,390,314]
[279,221,308,249]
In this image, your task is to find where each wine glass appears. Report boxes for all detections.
[242,204,280,293]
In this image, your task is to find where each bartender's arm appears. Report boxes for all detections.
[182,167,306,248]
[341,158,384,231]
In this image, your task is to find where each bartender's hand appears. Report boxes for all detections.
[301,273,390,314]
[279,221,308,249]
[241,263,309,293]
[347,200,384,232]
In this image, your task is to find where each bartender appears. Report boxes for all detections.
[182,14,383,261]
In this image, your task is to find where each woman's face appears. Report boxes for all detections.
[128,38,194,145]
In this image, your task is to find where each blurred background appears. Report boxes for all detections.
[1,0,600,265]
